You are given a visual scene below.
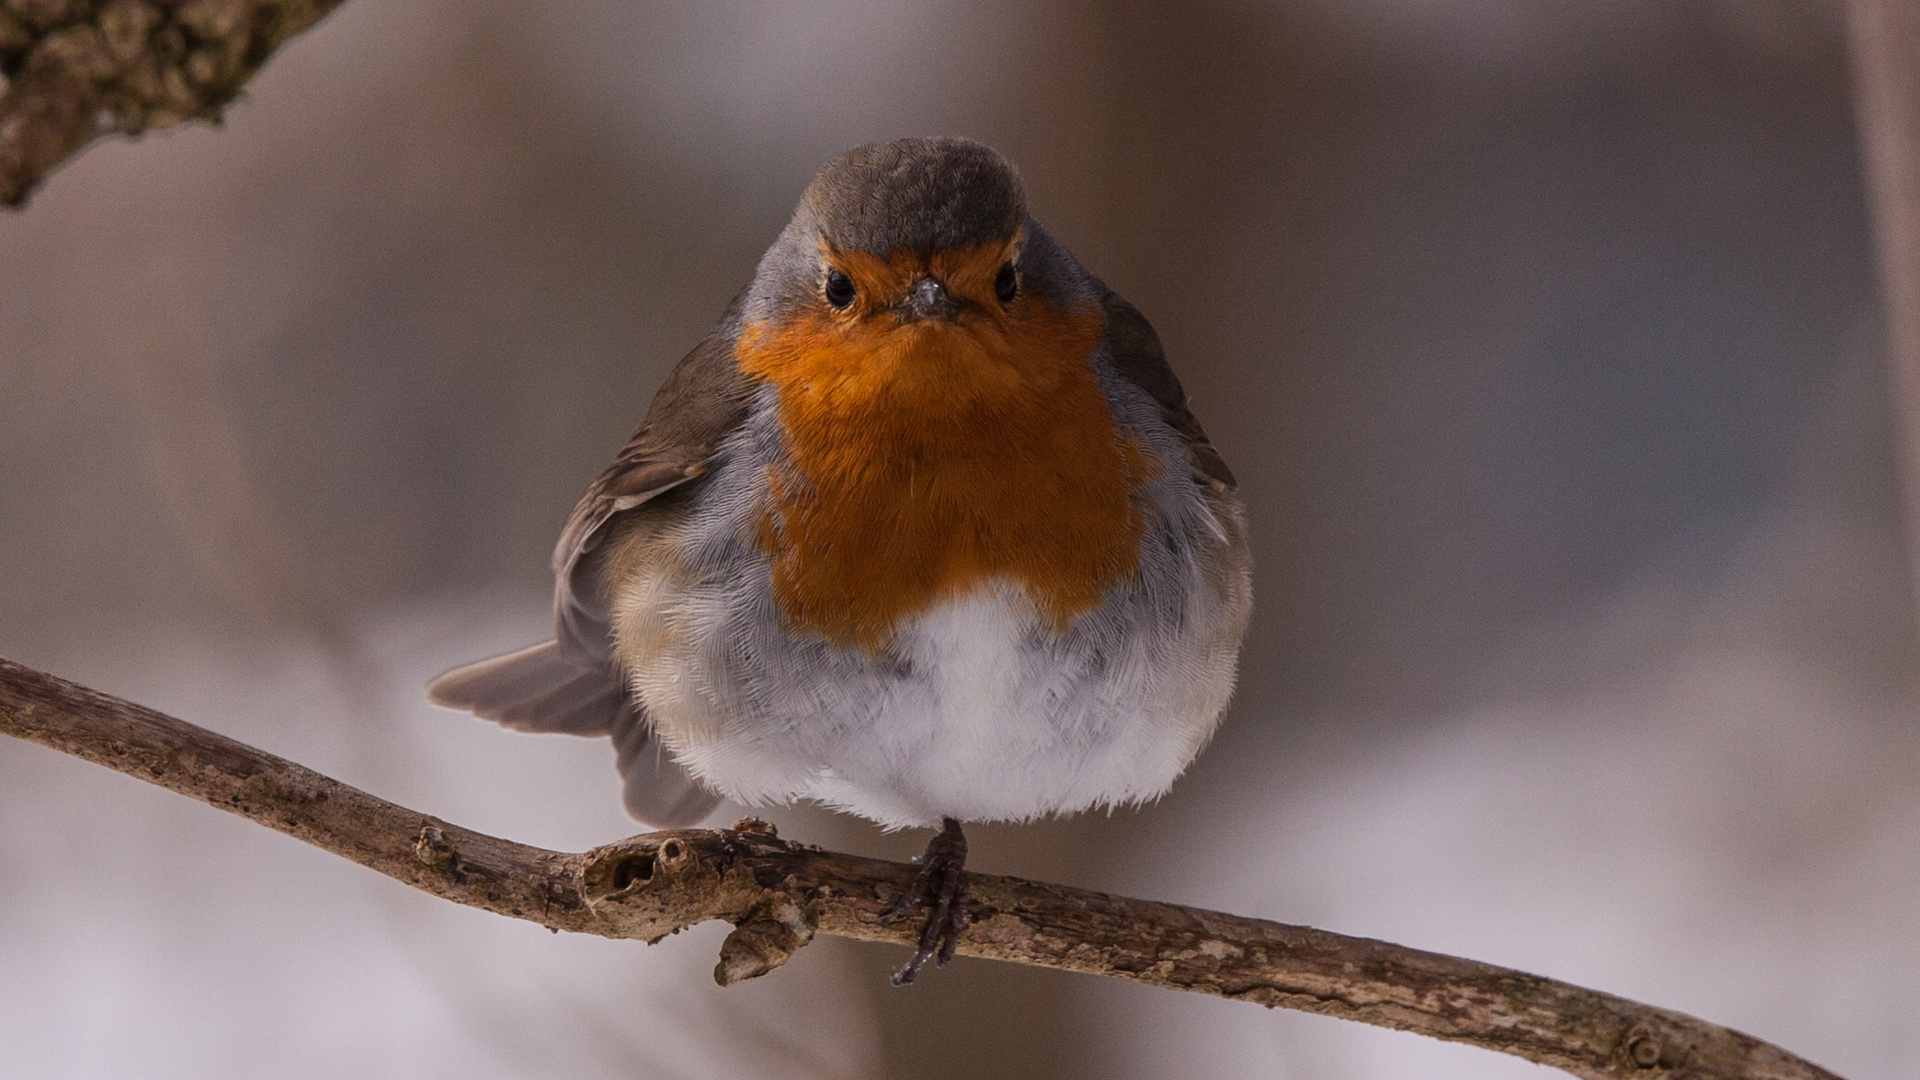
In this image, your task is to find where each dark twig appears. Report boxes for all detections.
[0,0,345,205]
[0,656,1844,1080]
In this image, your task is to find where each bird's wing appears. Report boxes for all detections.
[550,310,756,663]
[1096,286,1236,491]
[428,294,755,826]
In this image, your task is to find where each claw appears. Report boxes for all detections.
[886,817,969,986]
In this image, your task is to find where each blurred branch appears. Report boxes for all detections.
[0,0,343,205]
[0,656,1843,1080]
[1847,0,1920,608]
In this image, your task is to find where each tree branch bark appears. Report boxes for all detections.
[0,656,1842,1080]
[1847,0,1920,615]
[0,0,343,205]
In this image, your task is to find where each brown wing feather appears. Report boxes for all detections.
[428,292,754,827]
[552,292,756,663]
[1096,286,1236,491]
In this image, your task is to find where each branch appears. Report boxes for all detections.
[1847,0,1920,608]
[0,656,1841,1080]
[0,0,344,205]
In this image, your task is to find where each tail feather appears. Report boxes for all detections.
[426,640,722,827]
[427,640,616,734]
[612,703,724,826]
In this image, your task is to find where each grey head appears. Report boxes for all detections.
[744,138,1097,324]
[798,137,1028,257]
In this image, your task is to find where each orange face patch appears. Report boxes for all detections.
[738,239,1151,649]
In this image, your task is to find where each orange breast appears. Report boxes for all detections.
[737,244,1151,650]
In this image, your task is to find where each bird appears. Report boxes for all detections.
[428,137,1252,985]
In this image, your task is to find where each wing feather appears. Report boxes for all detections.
[1096,286,1236,491]
[427,292,753,827]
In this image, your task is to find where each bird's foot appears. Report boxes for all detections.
[885,817,968,986]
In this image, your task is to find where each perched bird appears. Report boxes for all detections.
[429,137,1251,985]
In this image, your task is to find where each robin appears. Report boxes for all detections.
[429,137,1252,985]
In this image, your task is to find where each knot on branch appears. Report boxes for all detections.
[715,895,817,986]
[412,824,469,886]
[580,819,827,983]
[1616,1024,1673,1074]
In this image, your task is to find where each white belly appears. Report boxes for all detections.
[619,565,1239,829]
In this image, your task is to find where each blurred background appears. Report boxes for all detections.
[2,0,1916,1076]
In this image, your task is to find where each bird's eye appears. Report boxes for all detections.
[994,261,1018,304]
[824,268,856,309]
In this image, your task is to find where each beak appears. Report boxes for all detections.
[900,276,961,321]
